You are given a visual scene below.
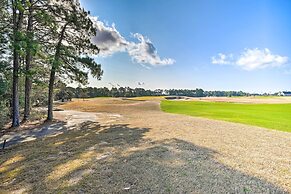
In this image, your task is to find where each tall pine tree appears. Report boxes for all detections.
[46,1,102,121]
[11,0,26,127]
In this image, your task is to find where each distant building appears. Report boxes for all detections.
[278,91,291,96]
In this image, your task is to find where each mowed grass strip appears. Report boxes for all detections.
[161,101,291,132]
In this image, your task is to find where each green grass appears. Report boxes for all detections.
[161,101,291,132]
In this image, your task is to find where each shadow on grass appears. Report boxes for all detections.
[0,120,288,193]
[0,121,68,148]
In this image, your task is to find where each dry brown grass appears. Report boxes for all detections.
[59,98,137,112]
[58,98,160,115]
[124,96,166,101]
[0,122,151,193]
[1,98,290,193]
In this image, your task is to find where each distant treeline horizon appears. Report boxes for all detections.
[55,86,278,101]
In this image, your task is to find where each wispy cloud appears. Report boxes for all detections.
[90,17,175,67]
[211,53,232,65]
[212,48,288,71]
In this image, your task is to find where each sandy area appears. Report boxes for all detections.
[0,97,290,193]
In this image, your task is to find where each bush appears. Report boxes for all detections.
[0,100,10,128]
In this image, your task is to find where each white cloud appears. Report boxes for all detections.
[90,17,175,66]
[90,17,128,56]
[211,48,288,71]
[211,53,231,65]
[128,33,175,66]
[236,48,288,70]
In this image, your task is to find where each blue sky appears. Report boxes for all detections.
[80,0,291,93]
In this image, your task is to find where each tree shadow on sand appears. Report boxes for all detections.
[0,120,288,193]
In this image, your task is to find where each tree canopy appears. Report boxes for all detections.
[0,0,103,127]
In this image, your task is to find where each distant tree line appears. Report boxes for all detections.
[55,86,252,101]
[55,86,165,101]
[166,89,248,97]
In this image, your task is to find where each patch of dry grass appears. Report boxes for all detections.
[1,98,290,193]
[0,122,150,193]
[125,96,166,101]
[58,97,160,114]
[59,98,136,112]
[0,118,289,193]
[0,154,26,184]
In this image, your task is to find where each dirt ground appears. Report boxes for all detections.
[0,97,290,193]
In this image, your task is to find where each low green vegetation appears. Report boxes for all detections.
[161,101,291,132]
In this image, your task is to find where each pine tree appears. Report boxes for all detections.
[11,0,26,127]
[23,0,34,121]
[46,0,103,121]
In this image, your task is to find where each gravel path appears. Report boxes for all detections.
[0,110,122,148]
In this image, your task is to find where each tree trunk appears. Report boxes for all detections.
[47,66,56,121]
[47,22,68,121]
[11,0,25,127]
[12,49,20,127]
[23,0,33,122]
